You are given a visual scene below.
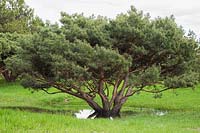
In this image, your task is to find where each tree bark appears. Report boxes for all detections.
[2,70,17,82]
[87,95,128,118]
[88,108,121,118]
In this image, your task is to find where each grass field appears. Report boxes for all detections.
[0,80,200,133]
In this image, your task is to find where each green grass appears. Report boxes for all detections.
[0,81,88,111]
[1,109,200,133]
[125,87,200,111]
[0,80,200,132]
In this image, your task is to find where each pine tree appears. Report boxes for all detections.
[8,7,199,118]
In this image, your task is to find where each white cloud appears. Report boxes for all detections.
[25,0,200,37]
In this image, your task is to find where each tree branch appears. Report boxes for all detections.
[105,82,109,97]
[41,88,63,94]
[141,87,172,93]
[124,87,143,98]
[118,73,129,97]
[110,75,123,105]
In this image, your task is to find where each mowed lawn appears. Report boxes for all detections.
[0,80,200,133]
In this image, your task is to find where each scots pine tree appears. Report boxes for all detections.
[9,7,199,118]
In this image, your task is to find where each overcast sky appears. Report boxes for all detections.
[25,0,200,37]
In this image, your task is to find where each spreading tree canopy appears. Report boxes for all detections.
[8,7,200,118]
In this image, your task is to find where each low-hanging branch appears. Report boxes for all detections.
[141,87,172,93]
[41,88,63,94]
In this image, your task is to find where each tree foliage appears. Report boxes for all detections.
[0,0,44,81]
[0,0,32,33]
[8,6,200,118]
[0,33,21,81]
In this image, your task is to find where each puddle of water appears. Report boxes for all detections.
[74,109,115,120]
[154,110,168,116]
[74,108,168,119]
[74,109,95,119]
[0,106,72,114]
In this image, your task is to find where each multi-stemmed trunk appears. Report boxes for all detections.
[89,109,121,118]
[45,73,134,118]
[84,73,130,118]
[2,70,17,82]
[84,92,129,118]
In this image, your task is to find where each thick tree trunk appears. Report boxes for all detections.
[83,73,129,119]
[88,108,121,118]
[87,97,126,118]
[86,96,122,118]
[2,70,17,82]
